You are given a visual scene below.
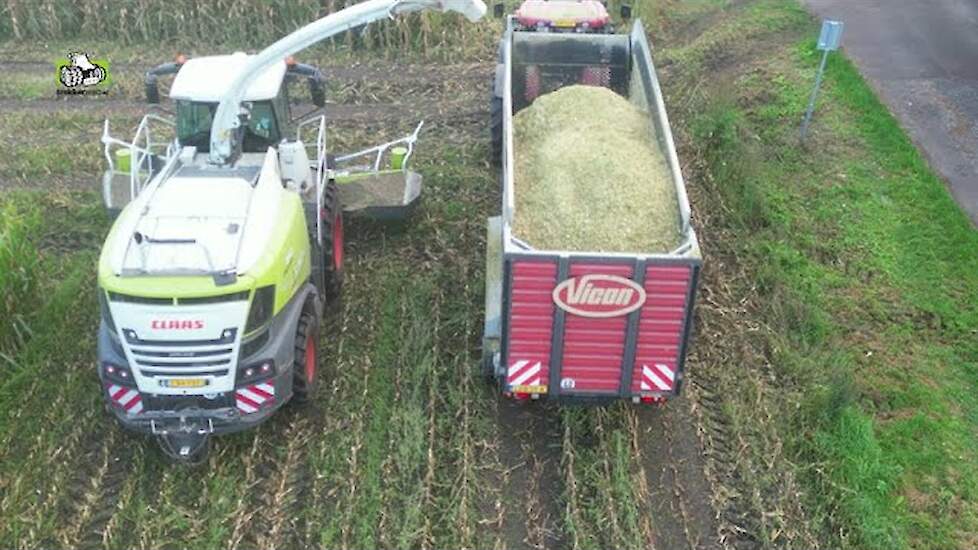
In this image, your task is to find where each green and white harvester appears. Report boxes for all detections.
[95,0,486,462]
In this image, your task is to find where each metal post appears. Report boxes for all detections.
[800,19,844,142]
[800,48,829,140]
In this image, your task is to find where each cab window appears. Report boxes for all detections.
[176,100,214,149]
[175,100,280,152]
[244,101,280,151]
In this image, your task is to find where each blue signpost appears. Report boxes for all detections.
[801,20,844,141]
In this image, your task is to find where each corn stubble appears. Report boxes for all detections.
[512,85,680,253]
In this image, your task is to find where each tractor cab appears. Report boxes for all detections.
[495,0,632,33]
[513,0,611,32]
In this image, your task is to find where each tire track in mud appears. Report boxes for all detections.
[636,402,723,550]
[494,402,565,550]
[225,405,327,550]
[51,427,138,549]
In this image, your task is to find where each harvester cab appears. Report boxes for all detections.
[95,0,486,463]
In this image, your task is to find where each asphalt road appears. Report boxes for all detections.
[805,0,978,225]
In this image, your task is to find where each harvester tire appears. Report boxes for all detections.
[490,95,503,167]
[320,179,344,300]
[291,307,319,404]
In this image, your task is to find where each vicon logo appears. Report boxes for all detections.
[552,274,646,318]
[151,319,205,330]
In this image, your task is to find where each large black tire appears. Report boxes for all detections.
[319,178,345,300]
[490,94,503,167]
[291,307,319,404]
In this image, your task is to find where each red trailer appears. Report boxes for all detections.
[482,5,701,404]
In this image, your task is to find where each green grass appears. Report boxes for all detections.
[676,7,978,546]
[0,73,52,100]
[0,194,41,356]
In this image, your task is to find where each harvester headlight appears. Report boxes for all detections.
[102,362,135,387]
[245,286,275,334]
[237,360,276,386]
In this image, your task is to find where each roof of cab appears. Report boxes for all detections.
[169,52,287,102]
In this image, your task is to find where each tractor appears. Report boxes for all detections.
[96,0,486,462]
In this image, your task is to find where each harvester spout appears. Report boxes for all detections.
[208,0,487,165]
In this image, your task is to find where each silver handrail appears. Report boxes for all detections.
[334,121,424,171]
[102,114,176,202]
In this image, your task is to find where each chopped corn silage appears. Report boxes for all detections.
[512,85,679,252]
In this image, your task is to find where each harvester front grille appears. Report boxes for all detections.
[122,327,238,376]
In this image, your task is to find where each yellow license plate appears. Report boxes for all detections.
[164,378,208,388]
[554,19,577,28]
[513,384,548,394]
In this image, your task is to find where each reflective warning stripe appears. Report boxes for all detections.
[507,360,542,388]
[235,382,276,414]
[640,363,674,392]
[107,384,142,416]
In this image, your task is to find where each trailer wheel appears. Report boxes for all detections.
[490,95,503,167]
[480,349,497,382]
[320,179,344,300]
[291,307,319,404]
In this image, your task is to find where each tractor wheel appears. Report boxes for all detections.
[320,179,344,300]
[490,94,503,167]
[291,307,319,404]
[60,65,83,87]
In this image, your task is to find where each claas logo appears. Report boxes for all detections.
[151,320,205,330]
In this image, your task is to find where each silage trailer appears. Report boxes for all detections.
[482,2,702,403]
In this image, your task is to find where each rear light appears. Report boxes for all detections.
[639,395,665,405]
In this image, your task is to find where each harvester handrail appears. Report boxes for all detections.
[101,116,176,202]
[314,114,327,245]
[334,121,424,172]
[208,0,485,165]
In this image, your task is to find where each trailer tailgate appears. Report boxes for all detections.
[503,256,698,399]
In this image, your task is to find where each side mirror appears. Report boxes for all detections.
[493,2,504,18]
[620,4,632,20]
[144,60,183,104]
[288,63,327,108]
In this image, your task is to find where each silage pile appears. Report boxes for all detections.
[512,85,679,252]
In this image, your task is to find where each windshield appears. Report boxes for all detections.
[176,100,280,152]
